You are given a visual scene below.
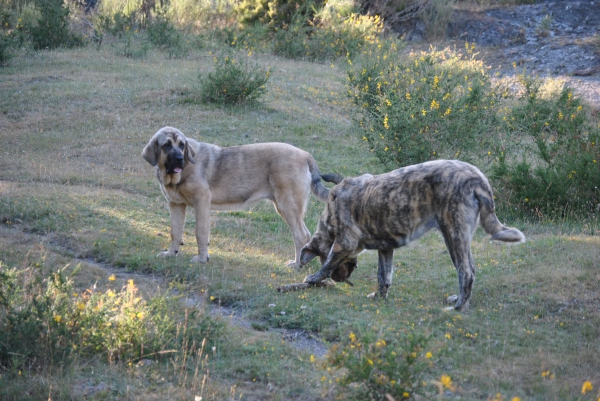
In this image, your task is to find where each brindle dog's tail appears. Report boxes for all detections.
[475,185,526,243]
[308,159,343,202]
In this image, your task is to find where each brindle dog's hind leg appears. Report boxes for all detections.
[440,226,475,311]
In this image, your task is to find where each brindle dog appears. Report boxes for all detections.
[300,160,525,310]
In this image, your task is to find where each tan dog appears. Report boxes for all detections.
[142,126,338,267]
[300,160,525,310]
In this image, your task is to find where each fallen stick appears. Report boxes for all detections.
[276,280,336,293]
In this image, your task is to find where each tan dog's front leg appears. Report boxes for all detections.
[159,202,186,258]
[191,196,211,263]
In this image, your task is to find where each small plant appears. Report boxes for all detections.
[323,328,440,400]
[536,14,553,37]
[198,53,270,104]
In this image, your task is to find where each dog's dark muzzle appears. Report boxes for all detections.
[165,148,184,174]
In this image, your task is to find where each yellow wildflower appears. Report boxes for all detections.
[582,381,593,394]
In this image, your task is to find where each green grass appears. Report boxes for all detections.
[1,45,600,400]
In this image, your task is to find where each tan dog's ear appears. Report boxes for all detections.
[142,137,159,166]
[185,141,196,164]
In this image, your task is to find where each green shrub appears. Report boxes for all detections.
[324,328,442,400]
[492,77,600,218]
[347,45,505,168]
[29,0,83,50]
[198,52,270,104]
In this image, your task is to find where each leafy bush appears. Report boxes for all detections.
[198,53,270,104]
[0,260,222,370]
[347,44,505,168]
[29,0,83,50]
[324,328,442,400]
[492,77,600,218]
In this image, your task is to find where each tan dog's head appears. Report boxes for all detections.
[300,213,357,284]
[142,127,196,178]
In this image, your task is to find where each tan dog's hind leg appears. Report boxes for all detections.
[160,202,186,257]
[273,193,311,268]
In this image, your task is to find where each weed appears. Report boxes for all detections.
[536,14,553,37]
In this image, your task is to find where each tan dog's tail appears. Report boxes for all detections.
[475,185,526,243]
[308,159,343,202]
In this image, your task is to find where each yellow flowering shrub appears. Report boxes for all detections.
[323,327,442,400]
[347,45,506,168]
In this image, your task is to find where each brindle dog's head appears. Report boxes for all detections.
[142,127,196,177]
[300,216,357,284]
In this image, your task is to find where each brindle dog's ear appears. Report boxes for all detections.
[142,137,159,166]
[300,245,319,266]
[185,141,196,164]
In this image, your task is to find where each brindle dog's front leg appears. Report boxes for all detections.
[159,202,186,258]
[368,248,394,299]
[304,244,349,284]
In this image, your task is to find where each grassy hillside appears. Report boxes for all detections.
[1,43,599,400]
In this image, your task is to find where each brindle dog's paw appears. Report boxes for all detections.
[444,295,459,311]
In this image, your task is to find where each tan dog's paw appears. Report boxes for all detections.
[285,260,300,268]
[367,292,378,299]
[158,250,177,258]
[191,254,209,263]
